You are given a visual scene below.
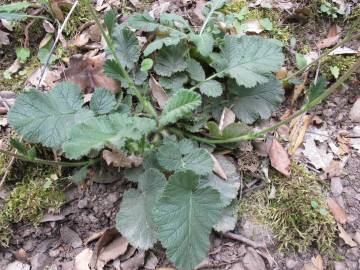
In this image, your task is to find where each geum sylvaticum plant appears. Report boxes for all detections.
[4,0,360,269]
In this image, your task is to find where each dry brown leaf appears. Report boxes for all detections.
[288,115,311,155]
[84,228,107,245]
[102,149,143,168]
[311,255,324,270]
[27,67,61,89]
[242,19,263,34]
[338,224,357,247]
[96,237,129,270]
[219,107,235,131]
[60,226,82,248]
[327,198,348,224]
[149,75,169,109]
[73,248,93,270]
[0,29,10,45]
[273,0,293,10]
[211,154,227,180]
[68,32,90,47]
[62,54,119,93]
[317,25,340,49]
[276,67,288,80]
[43,20,55,33]
[292,72,308,104]
[49,0,72,21]
[121,251,145,270]
[89,228,120,269]
[268,139,290,176]
[88,24,101,42]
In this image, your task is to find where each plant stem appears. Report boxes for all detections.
[85,1,157,119]
[0,148,98,167]
[172,58,360,144]
[199,0,223,35]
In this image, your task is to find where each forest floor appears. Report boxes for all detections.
[1,0,360,270]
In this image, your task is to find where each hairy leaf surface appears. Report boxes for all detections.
[211,35,284,88]
[116,168,166,249]
[186,58,205,81]
[199,80,223,97]
[90,88,116,115]
[157,139,213,175]
[200,155,241,206]
[112,25,141,69]
[8,82,93,148]
[63,113,156,159]
[159,73,188,90]
[189,33,214,57]
[228,77,284,124]
[159,90,201,126]
[153,171,223,270]
[154,44,187,77]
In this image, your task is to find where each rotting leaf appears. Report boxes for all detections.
[73,248,93,270]
[327,198,348,224]
[338,224,357,247]
[149,75,169,109]
[102,149,143,168]
[268,139,290,176]
[96,236,129,270]
[62,54,119,93]
[288,115,311,155]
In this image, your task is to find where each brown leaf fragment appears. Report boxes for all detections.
[149,75,169,109]
[96,236,129,270]
[219,107,235,132]
[43,20,55,33]
[49,0,72,21]
[73,248,93,270]
[338,224,357,247]
[193,0,206,24]
[144,251,158,270]
[89,227,119,269]
[60,226,83,248]
[288,115,311,155]
[27,67,61,90]
[317,35,340,49]
[311,255,324,270]
[211,154,227,180]
[276,67,287,80]
[327,198,348,224]
[68,32,90,47]
[84,228,107,245]
[120,251,145,270]
[62,54,119,93]
[269,139,290,176]
[0,29,10,45]
[102,149,143,168]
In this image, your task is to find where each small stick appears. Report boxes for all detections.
[224,232,267,249]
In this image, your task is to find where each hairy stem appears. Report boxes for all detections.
[0,149,98,167]
[172,58,360,144]
[85,1,157,118]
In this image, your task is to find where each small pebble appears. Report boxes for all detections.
[77,198,88,209]
[285,259,298,269]
[331,177,343,197]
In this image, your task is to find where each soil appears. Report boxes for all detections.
[1,1,360,270]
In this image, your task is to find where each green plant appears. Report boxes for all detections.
[319,0,344,19]
[0,2,45,21]
[2,1,360,269]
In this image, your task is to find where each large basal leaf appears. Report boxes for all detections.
[213,201,237,233]
[189,33,214,57]
[211,35,284,88]
[200,155,241,206]
[159,73,188,90]
[0,2,31,12]
[228,77,284,124]
[62,113,156,159]
[159,90,201,126]
[90,88,116,115]
[116,168,166,249]
[8,82,93,148]
[112,25,141,69]
[157,139,213,176]
[154,43,188,77]
[199,80,223,97]
[153,171,223,270]
[186,58,205,82]
[207,121,251,139]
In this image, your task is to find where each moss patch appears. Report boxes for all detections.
[239,163,336,252]
[63,1,92,37]
[321,55,357,80]
[1,172,65,225]
[223,1,292,44]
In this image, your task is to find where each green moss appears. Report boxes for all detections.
[63,1,92,37]
[224,2,292,44]
[1,173,65,225]
[239,163,336,252]
[0,218,11,247]
[321,55,357,80]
